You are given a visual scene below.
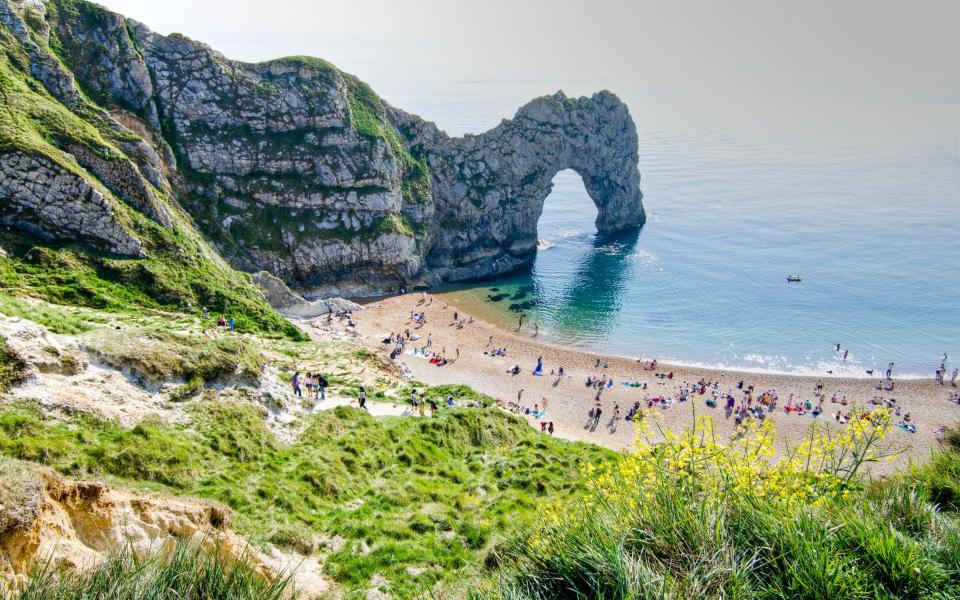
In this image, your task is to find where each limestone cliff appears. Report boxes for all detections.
[0,0,644,296]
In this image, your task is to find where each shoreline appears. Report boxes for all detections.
[412,289,936,381]
[351,293,959,472]
[356,291,933,383]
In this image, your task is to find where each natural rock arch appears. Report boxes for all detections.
[392,91,645,283]
[1,0,644,294]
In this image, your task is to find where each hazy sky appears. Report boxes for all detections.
[95,0,959,146]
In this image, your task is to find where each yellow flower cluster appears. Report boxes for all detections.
[579,407,893,513]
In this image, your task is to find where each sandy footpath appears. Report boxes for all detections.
[351,293,959,471]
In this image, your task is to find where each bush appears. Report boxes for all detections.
[483,412,960,599]
[0,337,27,392]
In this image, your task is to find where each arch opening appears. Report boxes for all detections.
[536,169,599,247]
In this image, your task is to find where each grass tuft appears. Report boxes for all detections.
[6,541,294,599]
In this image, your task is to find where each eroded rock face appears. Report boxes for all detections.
[392,91,645,282]
[0,459,332,595]
[0,152,143,256]
[0,0,644,294]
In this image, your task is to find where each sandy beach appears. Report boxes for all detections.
[352,293,959,471]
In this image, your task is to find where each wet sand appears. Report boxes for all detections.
[353,293,959,471]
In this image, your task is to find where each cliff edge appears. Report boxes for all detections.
[0,0,644,296]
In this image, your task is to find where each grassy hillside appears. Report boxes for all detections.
[0,4,304,341]
[0,401,611,597]
[480,414,960,599]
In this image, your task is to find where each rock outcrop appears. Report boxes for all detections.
[392,91,644,282]
[0,0,644,295]
[0,152,143,256]
[0,459,238,586]
[0,458,329,595]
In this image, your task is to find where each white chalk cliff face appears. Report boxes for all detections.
[0,0,644,295]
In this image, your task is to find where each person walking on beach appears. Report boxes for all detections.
[548,421,555,435]
[592,402,603,430]
[886,362,894,380]
[609,404,620,433]
[517,389,524,404]
[515,313,524,331]
[541,397,548,413]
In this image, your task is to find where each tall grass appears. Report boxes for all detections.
[6,542,295,600]
[481,413,960,599]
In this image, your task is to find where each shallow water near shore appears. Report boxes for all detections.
[435,134,960,379]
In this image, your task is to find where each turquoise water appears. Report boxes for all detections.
[442,132,959,378]
[237,37,959,378]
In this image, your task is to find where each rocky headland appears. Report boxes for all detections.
[0,0,644,298]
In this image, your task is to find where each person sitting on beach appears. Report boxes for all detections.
[507,364,521,375]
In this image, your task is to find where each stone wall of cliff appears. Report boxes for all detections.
[0,0,644,296]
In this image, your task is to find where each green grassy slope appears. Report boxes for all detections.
[0,402,611,598]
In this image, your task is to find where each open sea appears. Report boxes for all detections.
[232,34,960,379]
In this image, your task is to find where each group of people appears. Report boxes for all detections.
[935,353,957,386]
[201,306,235,334]
[381,294,957,449]
[290,371,329,401]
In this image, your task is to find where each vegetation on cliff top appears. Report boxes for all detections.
[0,402,610,597]
[342,72,432,206]
[0,227,306,341]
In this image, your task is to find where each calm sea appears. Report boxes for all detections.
[255,37,960,378]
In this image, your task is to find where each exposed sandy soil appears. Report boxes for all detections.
[0,459,330,596]
[353,293,960,472]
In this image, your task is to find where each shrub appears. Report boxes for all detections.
[484,411,960,599]
[0,337,27,392]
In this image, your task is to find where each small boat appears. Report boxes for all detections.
[786,275,802,282]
